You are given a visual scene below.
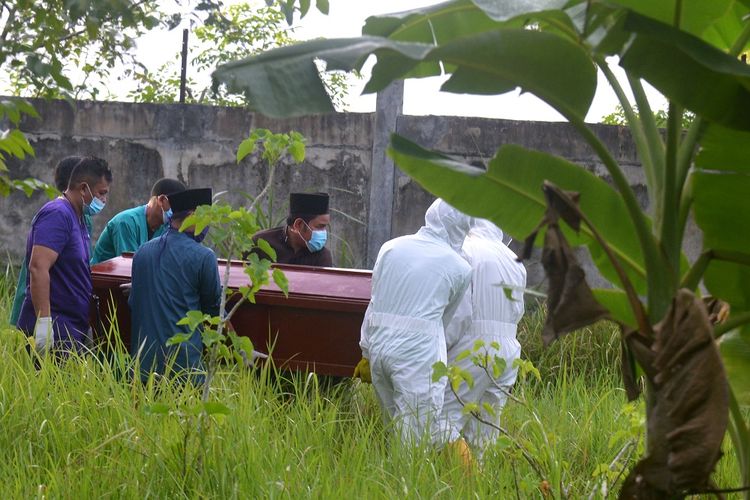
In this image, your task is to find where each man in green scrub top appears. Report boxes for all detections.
[91,177,186,264]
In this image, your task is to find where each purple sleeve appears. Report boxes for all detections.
[32,205,72,255]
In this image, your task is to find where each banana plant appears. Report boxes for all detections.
[212,1,750,497]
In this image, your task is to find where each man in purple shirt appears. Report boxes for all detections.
[18,156,113,354]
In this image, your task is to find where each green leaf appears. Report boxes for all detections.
[701,2,750,52]
[316,0,329,15]
[696,123,750,174]
[493,355,507,378]
[607,0,733,39]
[363,0,501,44]
[166,332,194,346]
[388,135,648,294]
[176,310,207,332]
[719,325,750,406]
[372,28,597,120]
[592,289,638,329]
[462,402,480,415]
[201,329,222,347]
[237,137,257,163]
[203,401,231,416]
[704,261,750,310]
[455,349,472,362]
[272,268,289,296]
[256,238,277,261]
[218,343,231,361]
[459,367,475,390]
[231,334,255,360]
[620,11,750,131]
[288,140,305,163]
[212,36,432,118]
[299,0,310,18]
[482,401,497,418]
[432,361,448,382]
[692,171,750,253]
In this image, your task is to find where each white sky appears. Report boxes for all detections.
[132,0,666,122]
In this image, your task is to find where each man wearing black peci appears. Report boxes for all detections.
[250,192,332,267]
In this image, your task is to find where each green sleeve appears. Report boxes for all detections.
[8,262,27,326]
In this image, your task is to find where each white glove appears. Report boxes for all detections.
[34,317,53,353]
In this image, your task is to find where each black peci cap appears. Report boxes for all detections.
[168,188,212,213]
[289,192,329,216]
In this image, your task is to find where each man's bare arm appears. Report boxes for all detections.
[28,245,58,317]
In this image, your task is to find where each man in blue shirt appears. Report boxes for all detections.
[128,188,220,384]
[91,177,186,264]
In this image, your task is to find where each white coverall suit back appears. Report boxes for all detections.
[361,199,471,446]
[442,218,527,451]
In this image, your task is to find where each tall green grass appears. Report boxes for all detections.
[0,268,741,497]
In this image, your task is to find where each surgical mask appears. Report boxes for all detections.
[162,208,173,225]
[193,226,209,243]
[83,185,105,216]
[303,222,327,252]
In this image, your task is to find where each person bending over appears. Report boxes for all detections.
[91,177,186,264]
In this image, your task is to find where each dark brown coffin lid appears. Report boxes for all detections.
[90,255,372,313]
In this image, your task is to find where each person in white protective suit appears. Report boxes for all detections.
[360,199,472,447]
[441,218,527,455]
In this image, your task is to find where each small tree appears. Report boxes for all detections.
[147,128,304,479]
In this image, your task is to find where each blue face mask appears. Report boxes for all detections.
[304,223,327,253]
[162,208,173,225]
[83,185,105,216]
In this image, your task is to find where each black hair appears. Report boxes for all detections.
[286,214,318,226]
[53,156,83,191]
[68,156,113,190]
[151,177,186,197]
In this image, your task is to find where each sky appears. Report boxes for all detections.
[133,0,667,123]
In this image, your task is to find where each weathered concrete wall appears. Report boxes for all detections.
[1,98,702,291]
[2,100,373,268]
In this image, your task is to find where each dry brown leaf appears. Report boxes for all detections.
[540,223,609,346]
[619,289,729,498]
[520,182,609,345]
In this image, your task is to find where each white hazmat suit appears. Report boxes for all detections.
[442,218,527,452]
[360,199,472,446]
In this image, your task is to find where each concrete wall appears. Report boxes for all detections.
[1,98,702,290]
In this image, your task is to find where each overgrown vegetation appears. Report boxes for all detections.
[212,1,750,496]
[1,270,739,497]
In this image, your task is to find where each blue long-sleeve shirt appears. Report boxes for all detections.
[128,229,221,383]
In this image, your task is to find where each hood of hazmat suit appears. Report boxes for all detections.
[417,198,472,252]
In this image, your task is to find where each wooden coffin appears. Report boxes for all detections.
[90,255,372,376]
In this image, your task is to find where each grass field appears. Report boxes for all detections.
[0,265,741,498]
